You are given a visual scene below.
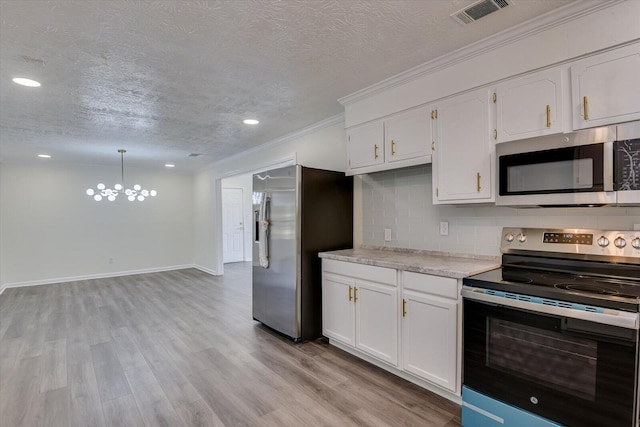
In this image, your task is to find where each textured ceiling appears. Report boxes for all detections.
[0,0,574,171]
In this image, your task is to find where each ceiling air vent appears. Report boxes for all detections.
[188,153,202,157]
[451,0,511,25]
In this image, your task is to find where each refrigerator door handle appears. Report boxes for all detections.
[258,193,271,268]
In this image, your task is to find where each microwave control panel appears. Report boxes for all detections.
[615,138,640,191]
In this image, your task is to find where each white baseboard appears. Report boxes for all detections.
[328,339,462,405]
[193,264,221,276]
[0,264,198,295]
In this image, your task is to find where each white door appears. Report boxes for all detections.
[385,106,431,163]
[401,290,457,392]
[222,188,244,263]
[322,273,356,346]
[571,43,640,129]
[496,67,564,143]
[355,280,398,366]
[347,121,385,170]
[433,88,493,203]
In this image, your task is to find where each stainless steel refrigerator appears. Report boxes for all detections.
[252,165,353,341]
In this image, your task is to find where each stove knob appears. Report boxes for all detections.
[505,232,515,242]
[597,236,610,247]
[614,237,627,249]
[517,233,527,243]
[632,238,640,250]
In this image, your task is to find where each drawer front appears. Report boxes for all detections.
[322,259,396,286]
[403,271,458,299]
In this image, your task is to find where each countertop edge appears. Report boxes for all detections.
[319,250,500,279]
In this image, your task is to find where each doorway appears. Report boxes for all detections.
[221,188,245,263]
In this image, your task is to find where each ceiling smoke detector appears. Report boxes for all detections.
[451,0,511,25]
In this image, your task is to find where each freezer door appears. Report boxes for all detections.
[252,166,300,338]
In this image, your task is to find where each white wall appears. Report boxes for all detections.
[0,163,194,288]
[361,165,640,256]
[193,118,348,274]
[222,173,253,262]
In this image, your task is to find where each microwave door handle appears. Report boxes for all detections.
[603,141,614,192]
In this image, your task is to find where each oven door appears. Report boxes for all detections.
[463,295,638,427]
[495,126,617,206]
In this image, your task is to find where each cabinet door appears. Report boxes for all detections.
[355,280,398,366]
[322,273,355,346]
[401,290,457,392]
[572,43,640,129]
[433,89,493,203]
[496,68,563,143]
[385,107,431,163]
[347,121,384,170]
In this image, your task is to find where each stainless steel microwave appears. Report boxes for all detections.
[496,121,640,206]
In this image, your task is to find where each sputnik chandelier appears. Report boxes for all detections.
[86,149,157,202]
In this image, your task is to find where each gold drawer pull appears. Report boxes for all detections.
[546,105,551,128]
[353,287,358,302]
[402,299,407,317]
[477,172,481,192]
[583,96,589,120]
[391,140,396,156]
[374,144,379,159]
[348,285,353,301]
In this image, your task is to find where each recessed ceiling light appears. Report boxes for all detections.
[13,77,41,87]
[243,119,259,125]
[165,164,175,168]
[37,154,51,158]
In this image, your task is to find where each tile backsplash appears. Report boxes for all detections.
[361,165,640,257]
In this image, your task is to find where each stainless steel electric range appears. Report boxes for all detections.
[462,227,640,427]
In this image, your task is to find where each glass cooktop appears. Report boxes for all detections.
[464,266,640,312]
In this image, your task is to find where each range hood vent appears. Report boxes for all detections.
[451,0,511,25]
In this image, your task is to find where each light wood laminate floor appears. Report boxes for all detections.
[0,263,461,427]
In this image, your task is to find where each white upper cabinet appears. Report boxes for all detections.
[346,121,385,171]
[385,107,432,163]
[496,68,564,143]
[346,106,431,175]
[432,88,493,204]
[571,42,640,129]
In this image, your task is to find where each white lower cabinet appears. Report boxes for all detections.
[322,259,398,366]
[401,272,458,392]
[322,273,356,346]
[322,259,461,397]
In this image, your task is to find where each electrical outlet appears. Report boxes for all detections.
[384,228,392,242]
[439,221,449,236]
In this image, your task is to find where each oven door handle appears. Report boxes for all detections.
[462,287,639,330]
[561,317,637,345]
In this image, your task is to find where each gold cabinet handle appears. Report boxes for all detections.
[353,287,358,302]
[431,109,437,120]
[477,172,481,192]
[374,144,379,159]
[583,96,589,120]
[391,140,396,156]
[493,129,497,140]
[348,285,353,302]
[402,299,407,317]
[431,141,435,151]
[546,105,551,128]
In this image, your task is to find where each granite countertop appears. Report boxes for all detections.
[319,246,500,279]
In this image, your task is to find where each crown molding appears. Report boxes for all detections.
[199,112,344,173]
[338,0,623,106]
